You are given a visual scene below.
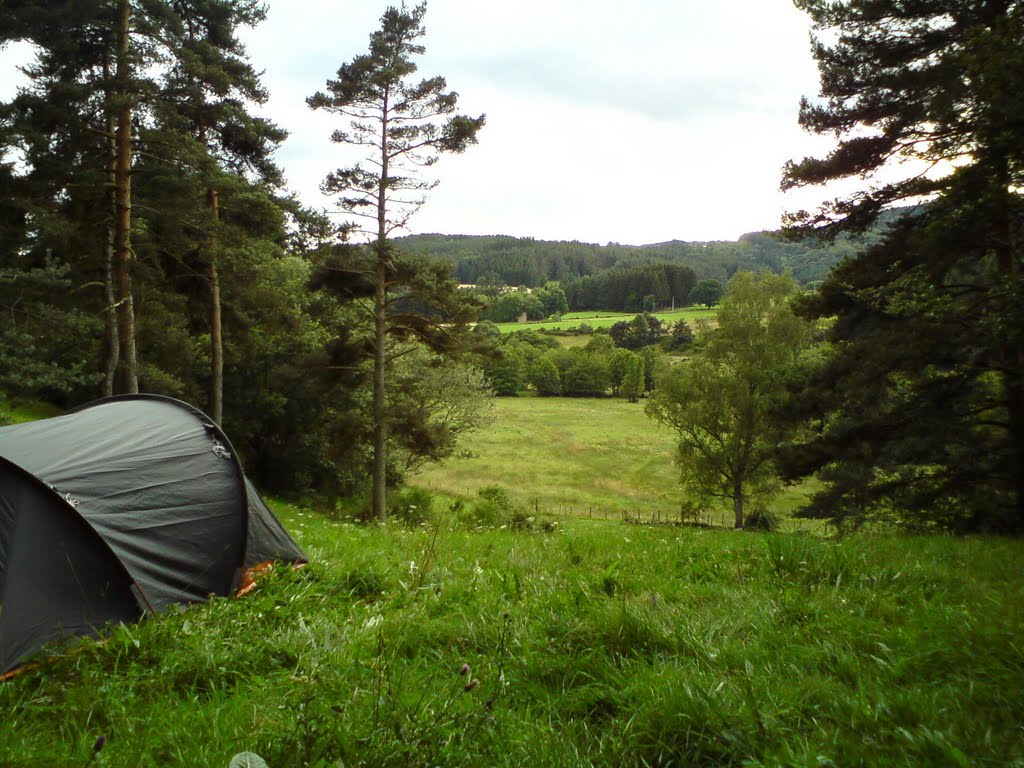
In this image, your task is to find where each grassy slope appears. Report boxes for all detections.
[2,507,1021,767]
[1,396,61,424]
[413,396,819,528]
[494,307,718,334]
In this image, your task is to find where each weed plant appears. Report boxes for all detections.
[1,503,1022,767]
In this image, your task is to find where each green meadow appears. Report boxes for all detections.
[413,395,819,529]
[1,396,1020,767]
[493,307,718,334]
[2,507,1022,767]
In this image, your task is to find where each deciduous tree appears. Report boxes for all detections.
[690,279,724,308]
[647,272,811,528]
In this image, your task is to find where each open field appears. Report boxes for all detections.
[415,396,681,519]
[413,395,820,529]
[2,506,1022,767]
[494,307,718,334]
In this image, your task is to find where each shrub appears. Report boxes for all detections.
[388,486,435,527]
[457,485,535,530]
[529,357,562,396]
[744,508,779,532]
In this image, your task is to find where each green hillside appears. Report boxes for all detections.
[397,228,869,288]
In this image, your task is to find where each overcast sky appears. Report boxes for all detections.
[1,1,835,245]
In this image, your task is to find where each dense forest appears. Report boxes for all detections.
[399,227,871,291]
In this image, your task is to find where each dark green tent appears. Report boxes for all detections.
[0,395,306,673]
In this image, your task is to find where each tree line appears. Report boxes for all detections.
[475,314,692,400]
[0,2,489,519]
[398,226,874,293]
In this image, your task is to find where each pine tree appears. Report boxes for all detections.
[2,0,287,413]
[1,0,132,395]
[308,3,484,523]
[780,0,1024,531]
[147,0,286,424]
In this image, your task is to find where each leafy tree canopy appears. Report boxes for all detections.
[648,272,813,528]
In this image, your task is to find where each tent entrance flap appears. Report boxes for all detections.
[0,460,141,674]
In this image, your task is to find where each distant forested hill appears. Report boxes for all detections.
[397,225,877,290]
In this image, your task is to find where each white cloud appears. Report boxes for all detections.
[239,0,830,243]
[2,2,836,244]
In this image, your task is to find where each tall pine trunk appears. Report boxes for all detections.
[372,246,388,523]
[113,0,138,394]
[102,52,119,397]
[371,93,390,524]
[208,188,223,424]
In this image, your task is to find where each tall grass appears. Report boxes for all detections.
[2,503,1022,767]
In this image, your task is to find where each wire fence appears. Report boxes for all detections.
[417,482,818,533]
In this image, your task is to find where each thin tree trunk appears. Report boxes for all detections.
[113,0,138,394]
[187,18,223,425]
[104,213,119,397]
[372,92,391,524]
[208,188,223,424]
[733,485,744,529]
[373,248,388,523]
[991,152,1023,532]
[102,52,119,398]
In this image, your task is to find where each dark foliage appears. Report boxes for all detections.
[778,0,1024,533]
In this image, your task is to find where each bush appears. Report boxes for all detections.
[457,485,535,530]
[529,357,562,396]
[329,486,435,526]
[745,508,779,532]
[388,486,435,527]
[562,355,611,397]
[333,489,374,523]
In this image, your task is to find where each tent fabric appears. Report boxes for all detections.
[243,477,306,567]
[0,395,306,673]
[0,461,141,670]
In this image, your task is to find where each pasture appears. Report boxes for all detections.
[493,307,718,334]
[413,395,819,528]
